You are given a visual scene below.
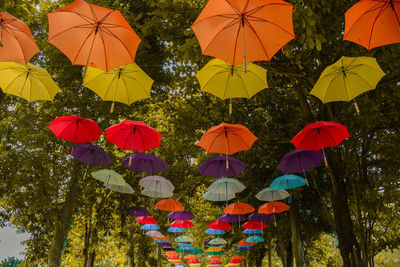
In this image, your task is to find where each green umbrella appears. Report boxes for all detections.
[175,235,193,242]
[208,251,223,256]
[105,182,134,194]
[236,250,249,255]
[91,169,126,186]
[190,248,204,255]
[175,247,191,253]
[209,237,227,245]
[178,242,192,246]
[206,178,246,200]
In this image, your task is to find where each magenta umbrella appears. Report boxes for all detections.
[168,210,195,221]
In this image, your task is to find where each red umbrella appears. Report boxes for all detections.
[224,202,254,215]
[242,221,267,230]
[170,220,195,229]
[187,259,200,264]
[105,120,162,152]
[210,260,222,265]
[48,115,102,144]
[135,216,157,224]
[208,220,232,231]
[230,259,243,264]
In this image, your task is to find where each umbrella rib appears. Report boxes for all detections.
[98,29,109,72]
[346,71,376,88]
[246,14,295,37]
[72,27,97,64]
[101,72,119,101]
[1,25,29,62]
[243,19,270,60]
[367,3,388,48]
[236,71,252,98]
[48,24,96,41]
[99,27,136,62]
[222,69,232,100]
[320,72,342,102]
[2,72,26,94]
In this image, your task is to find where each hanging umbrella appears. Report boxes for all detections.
[179,245,195,251]
[208,221,232,231]
[209,238,227,245]
[270,174,306,190]
[168,227,187,233]
[259,201,290,214]
[175,247,192,253]
[277,149,324,174]
[197,156,245,178]
[204,239,222,247]
[232,255,245,260]
[344,0,400,50]
[197,123,258,155]
[0,11,40,63]
[156,239,170,244]
[207,178,246,195]
[105,120,162,152]
[208,256,222,261]
[238,239,256,246]
[205,229,225,235]
[139,175,174,198]
[207,251,223,256]
[141,224,160,230]
[84,64,153,112]
[170,220,195,229]
[309,56,385,114]
[142,189,173,199]
[165,251,179,257]
[190,248,204,255]
[242,221,267,230]
[71,144,112,166]
[187,259,200,264]
[219,213,247,223]
[49,115,102,144]
[136,216,157,224]
[175,235,193,243]
[91,169,126,186]
[156,199,184,212]
[255,188,290,201]
[128,207,151,217]
[236,250,250,255]
[184,255,197,260]
[209,261,222,265]
[145,230,165,238]
[230,259,243,264]
[247,213,275,222]
[224,203,254,215]
[123,153,167,173]
[243,229,262,235]
[245,236,264,243]
[105,181,134,194]
[168,211,195,221]
[0,62,60,102]
[203,191,236,202]
[163,247,176,251]
[191,0,294,66]
[47,0,141,72]
[195,58,268,113]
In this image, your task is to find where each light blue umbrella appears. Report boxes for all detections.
[237,245,253,248]
[168,227,187,233]
[141,224,160,230]
[179,245,194,250]
[245,235,264,243]
[270,174,306,190]
[205,228,225,235]
[243,229,262,235]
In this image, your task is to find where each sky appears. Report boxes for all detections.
[0,227,30,261]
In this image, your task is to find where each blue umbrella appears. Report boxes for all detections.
[237,245,253,248]
[270,174,306,190]
[179,245,194,250]
[155,239,169,244]
[243,229,262,235]
[168,227,187,233]
[205,228,225,235]
[245,235,264,243]
[141,224,160,230]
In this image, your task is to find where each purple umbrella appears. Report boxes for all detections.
[122,153,167,173]
[168,210,195,220]
[163,247,175,251]
[127,207,151,217]
[248,213,275,222]
[197,156,245,178]
[277,149,323,174]
[71,144,112,166]
[219,213,247,223]
[236,246,252,250]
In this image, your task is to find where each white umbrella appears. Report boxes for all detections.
[255,187,289,202]
[203,191,236,202]
[207,178,245,194]
[139,175,174,192]
[141,189,173,198]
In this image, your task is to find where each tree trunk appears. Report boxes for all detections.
[285,242,294,267]
[82,221,90,267]
[88,250,96,267]
[289,198,305,267]
[127,239,135,267]
[268,234,272,267]
[48,161,82,267]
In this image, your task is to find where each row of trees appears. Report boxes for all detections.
[0,0,399,266]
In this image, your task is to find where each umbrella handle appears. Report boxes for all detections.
[353,100,360,115]
[110,102,115,113]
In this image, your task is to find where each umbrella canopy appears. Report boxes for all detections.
[165,251,179,257]
[207,178,246,194]
[247,213,275,222]
[203,191,236,202]
[209,238,227,245]
[169,211,195,221]
[270,174,306,190]
[142,189,173,199]
[309,56,385,112]
[71,144,112,166]
[135,216,157,224]
[291,121,350,151]
[156,199,184,212]
[204,239,222,247]
[128,207,151,217]
[195,58,268,100]
[277,149,324,174]
[259,201,290,214]
[123,153,167,173]
[224,202,254,215]
[255,188,290,202]
[84,64,153,107]
[47,0,141,71]
[344,0,400,50]
[0,11,39,63]
[190,248,204,255]
[91,169,126,186]
[179,245,195,250]
[141,224,160,230]
[105,182,134,194]
[168,227,187,233]
[245,236,264,243]
[184,255,197,260]
[198,156,245,178]
[242,221,267,230]
[145,230,165,238]
[243,229,262,235]
[175,247,192,253]
[197,123,257,155]
[207,251,223,256]
[105,120,162,152]
[49,115,102,144]
[170,220,195,229]
[230,259,243,264]
[0,62,60,102]
[187,259,200,264]
[205,229,225,235]
[219,213,247,223]
[175,235,193,243]
[156,239,170,244]
[209,261,222,265]
[208,221,232,231]
[139,175,174,192]
[232,255,245,260]
[208,256,222,261]
[191,0,294,65]
[238,239,256,246]
[163,247,176,251]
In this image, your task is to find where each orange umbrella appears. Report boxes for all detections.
[155,199,185,211]
[224,202,254,215]
[151,235,169,241]
[165,251,179,257]
[191,0,295,66]
[232,255,245,260]
[196,123,257,155]
[184,255,197,260]
[0,11,39,63]
[344,0,400,50]
[238,238,256,246]
[208,256,221,261]
[48,0,141,72]
[258,201,289,214]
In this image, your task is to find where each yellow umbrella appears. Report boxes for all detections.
[0,62,60,102]
[206,247,222,252]
[83,63,153,113]
[195,58,267,114]
[310,56,385,114]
